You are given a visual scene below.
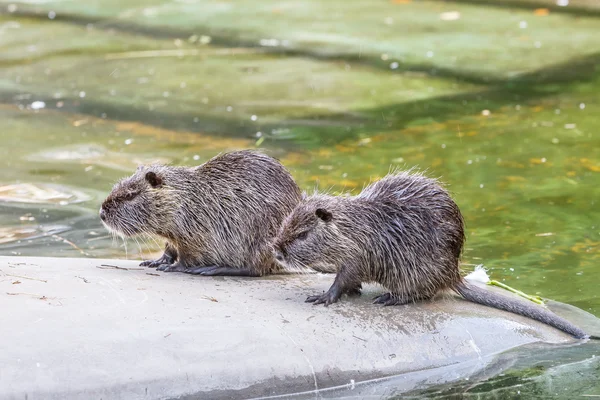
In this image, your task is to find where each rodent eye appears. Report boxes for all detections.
[121,191,139,201]
[296,231,308,241]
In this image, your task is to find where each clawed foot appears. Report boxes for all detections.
[141,259,171,269]
[157,262,187,272]
[185,266,260,277]
[373,292,415,306]
[186,265,220,275]
[373,292,392,305]
[140,253,175,268]
[306,286,360,305]
[306,287,342,307]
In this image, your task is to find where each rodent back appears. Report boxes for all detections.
[360,172,465,257]
[189,151,301,229]
[163,151,302,267]
[275,171,464,287]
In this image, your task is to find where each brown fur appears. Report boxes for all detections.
[101,150,301,277]
[273,170,589,339]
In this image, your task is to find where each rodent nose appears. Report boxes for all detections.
[99,207,106,221]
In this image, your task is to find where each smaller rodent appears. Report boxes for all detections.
[272,170,590,339]
[100,150,301,276]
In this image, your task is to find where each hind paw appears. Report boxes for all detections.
[185,266,260,277]
[373,293,392,304]
[186,265,219,275]
[373,293,411,306]
[157,262,186,272]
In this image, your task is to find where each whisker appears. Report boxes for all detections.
[131,235,144,260]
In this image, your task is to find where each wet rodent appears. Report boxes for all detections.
[273,170,590,339]
[100,150,302,277]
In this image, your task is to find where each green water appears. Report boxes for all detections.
[1,0,599,395]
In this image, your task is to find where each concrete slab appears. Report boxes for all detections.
[0,257,595,399]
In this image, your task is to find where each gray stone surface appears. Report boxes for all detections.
[0,257,592,399]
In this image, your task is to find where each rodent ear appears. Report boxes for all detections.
[315,208,332,222]
[145,171,162,188]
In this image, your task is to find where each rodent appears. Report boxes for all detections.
[272,170,590,339]
[100,150,302,276]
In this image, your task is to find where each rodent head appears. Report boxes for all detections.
[272,197,344,273]
[100,165,172,237]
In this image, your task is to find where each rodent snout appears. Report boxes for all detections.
[99,207,107,221]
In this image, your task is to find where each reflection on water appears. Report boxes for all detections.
[0,224,70,245]
[1,0,600,394]
[404,341,600,399]
[0,182,91,204]
[26,143,171,171]
[293,341,600,399]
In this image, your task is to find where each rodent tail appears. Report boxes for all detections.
[454,281,589,339]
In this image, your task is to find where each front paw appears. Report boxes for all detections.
[140,250,176,268]
[306,291,341,307]
[141,259,169,268]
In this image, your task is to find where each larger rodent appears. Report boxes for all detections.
[100,150,302,276]
[272,170,590,339]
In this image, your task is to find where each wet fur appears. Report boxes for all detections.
[101,150,302,276]
[273,170,589,339]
